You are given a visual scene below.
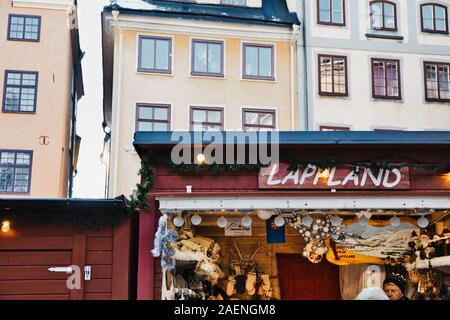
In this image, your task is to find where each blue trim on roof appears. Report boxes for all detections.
[105,0,299,27]
[133,131,450,147]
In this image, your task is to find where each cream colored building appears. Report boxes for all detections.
[0,0,84,198]
[296,0,450,131]
[102,0,299,197]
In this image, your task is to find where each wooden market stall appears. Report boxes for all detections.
[133,131,450,300]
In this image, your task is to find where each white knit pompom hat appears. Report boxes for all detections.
[355,287,390,300]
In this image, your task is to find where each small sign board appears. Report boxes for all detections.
[225,217,252,237]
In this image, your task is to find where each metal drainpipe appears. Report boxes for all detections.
[300,0,309,131]
[111,10,123,197]
[290,24,300,131]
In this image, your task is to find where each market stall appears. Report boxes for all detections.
[133,131,450,300]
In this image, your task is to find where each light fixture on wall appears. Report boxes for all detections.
[257,209,273,221]
[417,215,429,229]
[390,215,401,227]
[274,215,285,227]
[241,215,253,227]
[217,216,228,228]
[173,215,185,228]
[1,220,10,233]
[190,214,202,226]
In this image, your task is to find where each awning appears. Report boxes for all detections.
[156,195,450,211]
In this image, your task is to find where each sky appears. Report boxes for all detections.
[72,0,110,198]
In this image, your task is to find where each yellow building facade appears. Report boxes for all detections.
[0,0,83,198]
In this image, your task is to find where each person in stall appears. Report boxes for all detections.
[383,273,409,300]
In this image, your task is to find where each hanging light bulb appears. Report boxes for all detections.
[190,214,202,226]
[274,215,285,227]
[358,216,369,226]
[318,168,330,178]
[390,215,401,227]
[196,153,206,164]
[417,216,429,229]
[173,215,185,228]
[257,210,273,220]
[217,216,228,228]
[1,221,10,233]
[241,215,253,227]
[302,216,313,227]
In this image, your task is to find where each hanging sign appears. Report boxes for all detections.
[225,218,252,237]
[259,163,410,190]
[326,244,385,266]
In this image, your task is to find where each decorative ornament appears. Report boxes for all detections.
[358,216,369,226]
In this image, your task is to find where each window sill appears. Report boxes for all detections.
[241,77,276,83]
[0,191,31,195]
[420,30,449,36]
[1,110,36,114]
[425,99,450,104]
[365,33,404,40]
[372,96,403,101]
[7,38,40,42]
[136,70,173,77]
[189,73,226,80]
[319,93,349,98]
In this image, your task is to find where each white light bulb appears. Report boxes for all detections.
[190,214,202,226]
[390,216,401,227]
[274,215,285,227]
[196,153,206,164]
[417,216,429,229]
[217,216,228,228]
[241,215,253,227]
[257,210,273,220]
[173,216,185,228]
[1,221,10,233]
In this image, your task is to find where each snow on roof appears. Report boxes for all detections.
[114,0,157,10]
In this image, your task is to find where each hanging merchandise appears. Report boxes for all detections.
[285,213,344,263]
[151,215,179,270]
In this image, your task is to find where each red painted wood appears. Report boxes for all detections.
[85,293,112,300]
[137,200,156,300]
[70,234,86,300]
[0,280,69,295]
[87,237,114,251]
[112,217,132,300]
[0,294,69,300]
[85,279,112,293]
[0,237,73,250]
[0,252,72,266]
[86,251,113,265]
[0,266,71,280]
[277,254,341,300]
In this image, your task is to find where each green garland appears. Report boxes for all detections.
[129,152,449,212]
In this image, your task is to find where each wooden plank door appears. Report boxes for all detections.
[277,253,341,300]
[0,234,87,300]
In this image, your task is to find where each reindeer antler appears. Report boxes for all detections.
[232,240,243,261]
[250,241,271,261]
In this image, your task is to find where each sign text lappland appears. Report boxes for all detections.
[259,163,410,189]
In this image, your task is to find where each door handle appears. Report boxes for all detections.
[48,267,73,273]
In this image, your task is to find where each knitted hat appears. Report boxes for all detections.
[383,273,407,293]
[355,287,390,300]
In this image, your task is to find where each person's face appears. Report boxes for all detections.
[383,283,403,300]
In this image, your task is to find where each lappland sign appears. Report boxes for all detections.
[259,163,410,190]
